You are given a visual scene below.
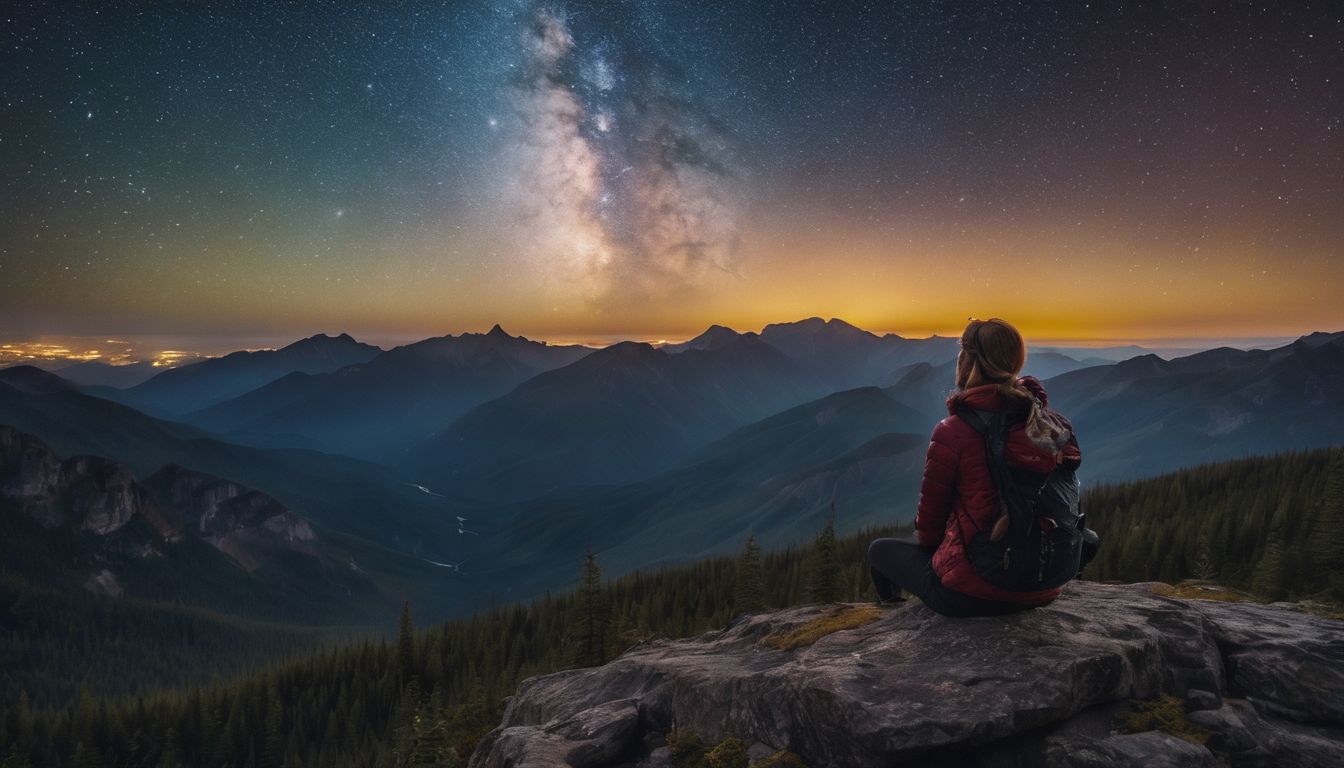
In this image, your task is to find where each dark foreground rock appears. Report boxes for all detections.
[469,582,1344,768]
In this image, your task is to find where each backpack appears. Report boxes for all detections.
[954,404,1088,591]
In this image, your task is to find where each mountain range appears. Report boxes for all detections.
[3,319,1342,628]
[104,332,382,417]
[1047,331,1344,480]
[183,325,591,462]
[413,331,835,501]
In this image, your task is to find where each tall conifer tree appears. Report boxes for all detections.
[397,601,417,683]
[571,548,610,667]
[734,534,767,614]
[806,507,841,604]
[1309,452,1344,597]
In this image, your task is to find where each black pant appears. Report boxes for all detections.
[867,537,1035,618]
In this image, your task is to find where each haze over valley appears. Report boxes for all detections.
[6,317,1343,622]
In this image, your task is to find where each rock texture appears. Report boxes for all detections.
[469,582,1344,768]
[0,424,321,577]
[0,426,159,534]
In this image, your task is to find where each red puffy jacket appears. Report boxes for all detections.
[914,376,1082,605]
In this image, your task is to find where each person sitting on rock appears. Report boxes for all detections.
[867,316,1089,617]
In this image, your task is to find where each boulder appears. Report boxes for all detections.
[469,582,1344,768]
[471,698,640,768]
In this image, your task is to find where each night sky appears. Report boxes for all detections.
[1,1,1341,354]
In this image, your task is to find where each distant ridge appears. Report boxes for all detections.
[1046,330,1344,480]
[108,332,383,416]
[185,326,593,462]
[662,324,751,353]
[411,333,831,501]
[0,364,79,395]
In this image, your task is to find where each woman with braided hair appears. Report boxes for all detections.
[867,317,1088,617]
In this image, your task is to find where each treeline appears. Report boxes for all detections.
[0,574,351,712]
[4,447,1343,766]
[0,517,893,768]
[1085,447,1344,600]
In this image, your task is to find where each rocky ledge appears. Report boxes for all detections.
[469,582,1344,768]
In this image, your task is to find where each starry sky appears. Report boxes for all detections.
[1,0,1341,353]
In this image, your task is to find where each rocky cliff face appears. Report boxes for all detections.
[0,424,319,577]
[140,463,316,570]
[0,426,158,535]
[470,582,1344,768]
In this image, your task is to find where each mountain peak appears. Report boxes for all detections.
[664,324,743,353]
[762,317,876,340]
[562,340,662,371]
[486,323,509,338]
[824,317,863,330]
[285,332,368,353]
[604,340,658,355]
[1297,330,1344,348]
[1114,352,1170,375]
[0,364,77,394]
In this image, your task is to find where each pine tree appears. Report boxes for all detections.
[69,741,99,768]
[1158,546,1182,585]
[1309,453,1344,598]
[805,509,841,604]
[392,678,424,766]
[1252,503,1290,601]
[259,687,283,768]
[1118,525,1147,581]
[10,691,34,756]
[570,548,610,667]
[408,702,458,768]
[1192,533,1216,581]
[733,534,767,615]
[397,602,416,683]
[68,687,99,768]
[448,679,493,760]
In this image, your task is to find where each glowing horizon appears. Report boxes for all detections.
[0,318,1325,372]
[2,3,1339,352]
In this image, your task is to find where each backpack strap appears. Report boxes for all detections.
[955,406,1009,478]
[955,406,1002,442]
[955,406,1028,539]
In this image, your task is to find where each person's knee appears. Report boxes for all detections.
[867,537,894,565]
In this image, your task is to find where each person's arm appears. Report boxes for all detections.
[914,420,959,548]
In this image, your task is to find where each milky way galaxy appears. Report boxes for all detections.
[504,4,743,305]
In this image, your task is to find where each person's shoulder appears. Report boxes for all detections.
[930,413,975,444]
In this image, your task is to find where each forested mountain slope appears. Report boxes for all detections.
[6,447,1341,767]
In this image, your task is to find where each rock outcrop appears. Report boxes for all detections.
[469,582,1344,768]
[0,426,158,534]
[141,463,316,570]
[0,424,321,577]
